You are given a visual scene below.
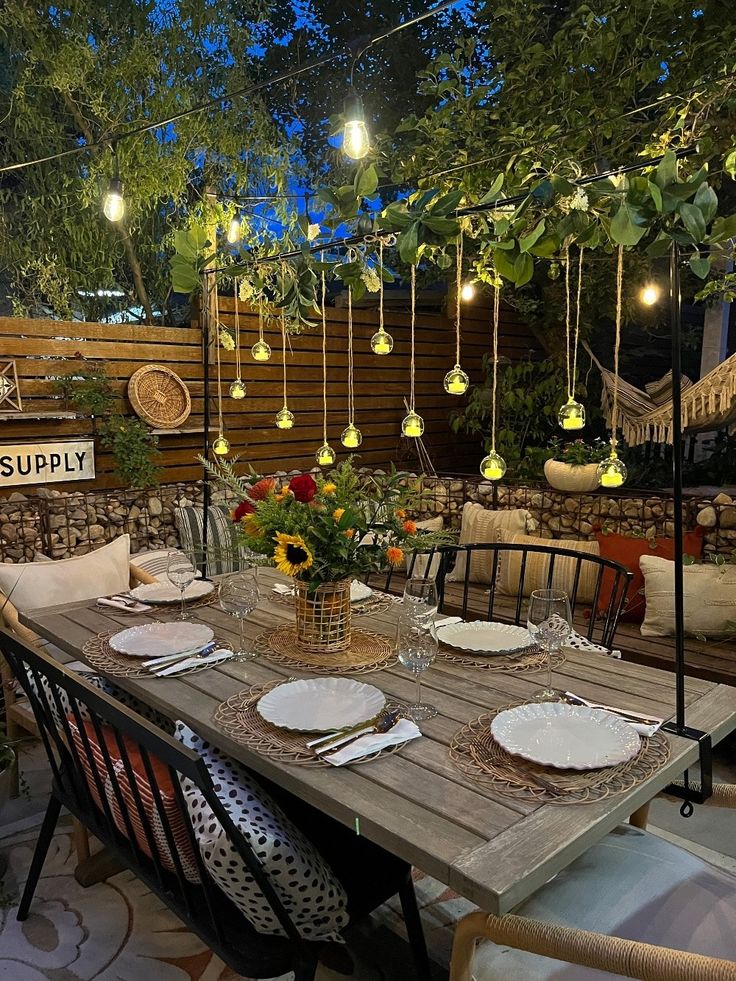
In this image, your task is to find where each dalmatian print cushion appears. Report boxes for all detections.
[174,722,349,941]
[25,671,172,730]
[564,629,621,658]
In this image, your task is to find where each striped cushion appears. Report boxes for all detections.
[174,505,244,575]
[447,504,530,584]
[498,532,601,604]
[645,370,693,406]
[130,549,175,580]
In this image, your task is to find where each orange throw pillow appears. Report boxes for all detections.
[595,530,703,622]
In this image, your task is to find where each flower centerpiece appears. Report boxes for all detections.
[204,458,449,654]
[544,437,612,492]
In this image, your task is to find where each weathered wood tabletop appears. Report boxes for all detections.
[21,568,736,915]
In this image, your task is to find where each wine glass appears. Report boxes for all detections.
[219,570,260,659]
[402,577,438,629]
[526,589,572,701]
[396,612,439,722]
[167,551,197,620]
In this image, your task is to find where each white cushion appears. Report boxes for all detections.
[174,723,349,941]
[640,555,736,637]
[447,504,530,583]
[0,535,131,613]
[497,531,600,604]
[472,825,736,979]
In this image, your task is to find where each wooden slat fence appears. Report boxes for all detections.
[0,296,541,490]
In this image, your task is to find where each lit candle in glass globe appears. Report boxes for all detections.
[212,433,230,456]
[341,424,362,448]
[229,378,246,400]
[444,364,470,395]
[251,339,271,362]
[558,397,586,431]
[597,451,627,488]
[275,406,294,430]
[401,411,424,438]
[370,329,393,355]
[460,281,475,302]
[480,450,506,481]
[316,443,336,466]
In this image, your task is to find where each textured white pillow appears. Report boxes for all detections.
[0,535,131,613]
[640,555,736,637]
[447,504,530,583]
[175,723,349,941]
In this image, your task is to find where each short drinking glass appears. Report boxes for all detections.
[167,551,197,620]
[396,612,438,722]
[526,588,572,701]
[219,570,260,659]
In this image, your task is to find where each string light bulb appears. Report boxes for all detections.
[640,283,660,306]
[103,176,125,222]
[227,216,241,244]
[460,281,476,301]
[316,443,336,466]
[558,396,586,431]
[371,328,393,355]
[212,433,230,456]
[251,339,271,362]
[275,406,294,430]
[401,411,424,438]
[480,450,507,481]
[341,423,362,448]
[229,378,246,400]
[444,364,470,396]
[597,450,627,488]
[342,92,369,160]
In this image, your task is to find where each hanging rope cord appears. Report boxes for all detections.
[379,239,385,334]
[214,284,224,434]
[280,264,288,408]
[258,298,265,344]
[321,269,329,445]
[410,265,417,412]
[611,244,624,450]
[233,276,241,379]
[347,283,355,426]
[572,247,584,397]
[491,281,500,453]
[563,246,572,399]
[455,230,463,365]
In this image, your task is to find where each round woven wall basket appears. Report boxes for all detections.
[128,364,191,429]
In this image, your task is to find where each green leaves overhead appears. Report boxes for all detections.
[610,202,647,246]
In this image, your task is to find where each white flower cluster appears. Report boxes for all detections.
[361,266,382,292]
[219,328,235,351]
[559,188,589,213]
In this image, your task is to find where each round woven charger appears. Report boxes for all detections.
[128,364,191,429]
[82,630,232,679]
[450,702,670,805]
[213,681,408,767]
[438,644,564,673]
[271,589,399,618]
[253,624,396,675]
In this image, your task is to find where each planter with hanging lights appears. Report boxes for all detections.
[557,246,587,431]
[401,265,424,438]
[443,230,470,396]
[479,276,507,481]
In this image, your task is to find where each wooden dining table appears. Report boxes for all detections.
[21,567,736,917]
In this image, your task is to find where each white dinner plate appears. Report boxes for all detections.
[130,580,215,605]
[109,622,214,658]
[491,702,641,770]
[436,620,532,655]
[257,677,386,733]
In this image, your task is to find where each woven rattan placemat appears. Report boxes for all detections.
[95,589,219,617]
[253,624,396,674]
[450,702,670,805]
[82,630,232,679]
[437,643,564,673]
[213,680,408,767]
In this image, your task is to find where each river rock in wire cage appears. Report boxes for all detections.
[127,364,191,429]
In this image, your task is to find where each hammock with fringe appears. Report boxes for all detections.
[584,342,736,446]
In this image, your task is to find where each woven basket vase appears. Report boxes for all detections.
[293,579,352,654]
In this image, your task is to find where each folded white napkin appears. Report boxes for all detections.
[322,718,422,766]
[564,692,664,738]
[272,583,294,596]
[98,596,152,613]
[152,648,234,677]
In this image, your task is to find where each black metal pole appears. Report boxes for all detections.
[669,241,686,730]
[201,280,211,578]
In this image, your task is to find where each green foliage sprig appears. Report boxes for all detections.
[100,416,161,489]
[547,437,611,466]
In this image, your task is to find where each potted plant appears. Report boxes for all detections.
[0,724,16,818]
[543,438,611,492]
[204,458,448,654]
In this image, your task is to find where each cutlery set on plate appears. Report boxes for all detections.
[106,622,237,677]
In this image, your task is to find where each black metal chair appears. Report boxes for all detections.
[0,630,432,981]
[367,547,442,595]
[435,543,632,650]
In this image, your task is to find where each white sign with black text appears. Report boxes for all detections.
[0,440,95,487]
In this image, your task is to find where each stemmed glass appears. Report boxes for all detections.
[219,570,260,660]
[167,551,197,621]
[402,577,438,627]
[526,589,572,701]
[396,607,439,723]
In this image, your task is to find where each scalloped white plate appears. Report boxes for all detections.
[257,677,385,733]
[490,702,641,770]
[109,622,214,658]
[130,580,215,604]
[436,620,532,655]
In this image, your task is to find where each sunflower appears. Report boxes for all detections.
[322,482,337,495]
[332,507,345,522]
[274,533,314,576]
[242,514,261,537]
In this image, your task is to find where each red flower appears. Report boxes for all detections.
[232,499,255,522]
[250,477,276,501]
[289,473,317,503]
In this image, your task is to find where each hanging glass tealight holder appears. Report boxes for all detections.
[558,396,586,431]
[251,339,271,362]
[444,363,470,395]
[229,378,246,400]
[597,449,627,488]
[401,411,424,438]
[316,443,336,466]
[341,424,362,449]
[212,433,230,456]
[480,450,506,481]
[370,328,393,355]
[275,406,295,430]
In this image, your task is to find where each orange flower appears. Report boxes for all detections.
[322,482,337,495]
[386,546,404,567]
[242,515,261,537]
[250,477,276,501]
[274,487,293,503]
[403,519,417,535]
[396,508,406,519]
[333,507,345,521]
[344,528,355,539]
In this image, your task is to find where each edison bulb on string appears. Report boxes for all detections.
[639,283,660,307]
[103,176,125,222]
[227,216,241,244]
[342,92,369,160]
[597,449,627,488]
[460,281,476,302]
[480,450,507,481]
[229,378,246,400]
[370,328,393,355]
[275,406,294,430]
[558,396,586,431]
[251,339,271,362]
[401,411,424,438]
[341,424,362,449]
[212,433,230,456]
[316,443,336,467]
[444,364,470,396]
